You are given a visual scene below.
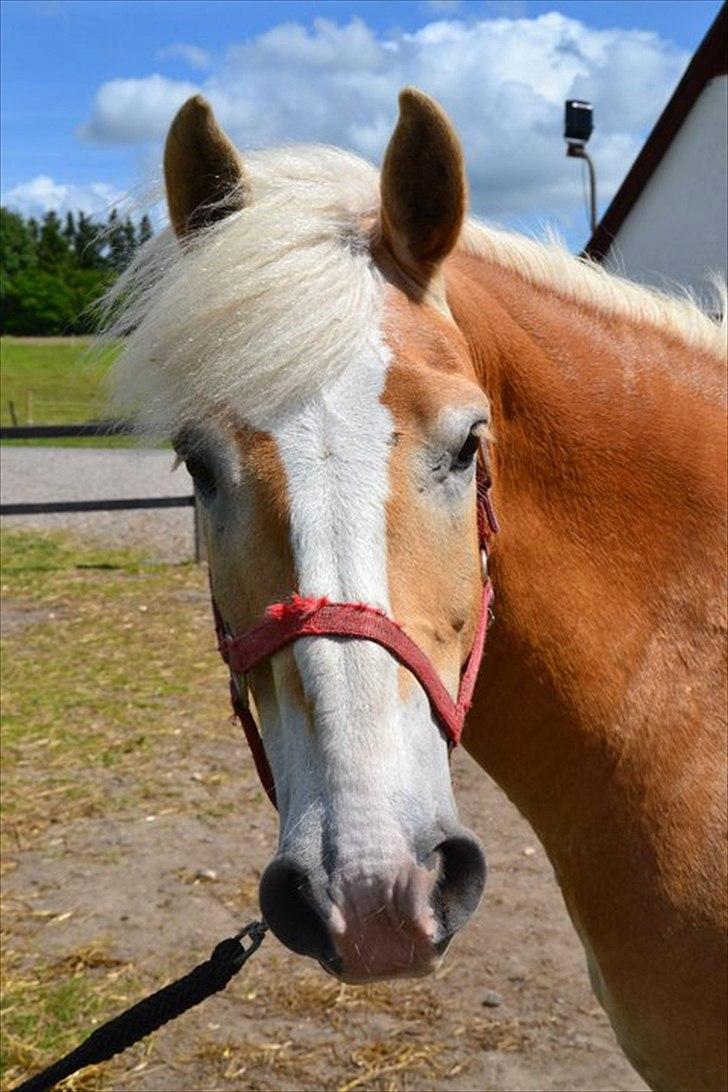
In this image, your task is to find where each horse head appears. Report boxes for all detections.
[124,89,491,982]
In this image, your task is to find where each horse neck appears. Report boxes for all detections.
[447,248,726,856]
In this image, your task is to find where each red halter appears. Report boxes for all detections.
[212,469,498,808]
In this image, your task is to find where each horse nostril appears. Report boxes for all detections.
[259,856,337,965]
[434,833,487,937]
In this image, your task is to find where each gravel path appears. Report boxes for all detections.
[0,447,196,562]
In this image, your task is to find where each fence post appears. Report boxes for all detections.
[193,489,206,564]
[25,390,33,425]
[8,400,18,426]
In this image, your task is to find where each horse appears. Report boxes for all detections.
[107,89,727,1092]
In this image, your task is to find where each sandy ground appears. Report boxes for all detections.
[4,748,647,1091]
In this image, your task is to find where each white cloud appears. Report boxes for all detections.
[79,74,200,143]
[78,12,688,228]
[157,43,212,70]
[2,175,121,219]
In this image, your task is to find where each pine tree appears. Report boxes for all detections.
[123,216,136,262]
[63,211,76,250]
[74,212,105,270]
[0,207,122,333]
[0,208,38,278]
[107,209,129,272]
[37,210,71,270]
[139,213,153,245]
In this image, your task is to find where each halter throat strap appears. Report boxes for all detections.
[212,469,498,809]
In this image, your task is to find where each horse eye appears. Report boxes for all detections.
[185,453,217,498]
[452,428,481,472]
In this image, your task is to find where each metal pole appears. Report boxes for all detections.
[566,142,597,235]
[583,149,597,235]
[193,488,205,564]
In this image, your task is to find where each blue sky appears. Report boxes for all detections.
[1,0,723,249]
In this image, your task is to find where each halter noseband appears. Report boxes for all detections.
[212,468,499,808]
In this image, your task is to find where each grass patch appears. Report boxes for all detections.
[1,945,143,1090]
[1,336,114,420]
[0,529,235,1085]
[0,336,145,447]
[1,529,225,842]
[1,528,143,578]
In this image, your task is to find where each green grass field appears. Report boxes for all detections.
[0,337,136,446]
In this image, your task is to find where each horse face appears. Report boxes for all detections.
[186,289,488,982]
[165,91,487,981]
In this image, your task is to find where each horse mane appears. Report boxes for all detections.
[460,220,726,360]
[104,146,383,436]
[105,144,725,436]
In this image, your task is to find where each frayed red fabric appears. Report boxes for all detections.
[212,467,498,810]
[266,594,329,621]
[266,595,403,625]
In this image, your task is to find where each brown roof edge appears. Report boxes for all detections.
[583,1,727,262]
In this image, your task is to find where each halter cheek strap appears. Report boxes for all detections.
[212,469,498,809]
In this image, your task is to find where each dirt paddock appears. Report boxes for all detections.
[0,527,647,1092]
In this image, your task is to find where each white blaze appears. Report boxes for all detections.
[275,329,393,609]
[254,328,457,870]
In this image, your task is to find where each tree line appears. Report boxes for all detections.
[0,207,153,336]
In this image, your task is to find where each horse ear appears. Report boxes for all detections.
[380,88,467,275]
[164,95,250,238]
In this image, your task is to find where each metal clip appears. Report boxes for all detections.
[480,547,489,581]
[235,919,268,948]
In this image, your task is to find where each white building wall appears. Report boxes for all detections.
[603,75,727,306]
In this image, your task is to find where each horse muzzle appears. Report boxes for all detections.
[259,829,486,981]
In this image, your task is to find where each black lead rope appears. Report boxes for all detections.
[13,921,268,1092]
